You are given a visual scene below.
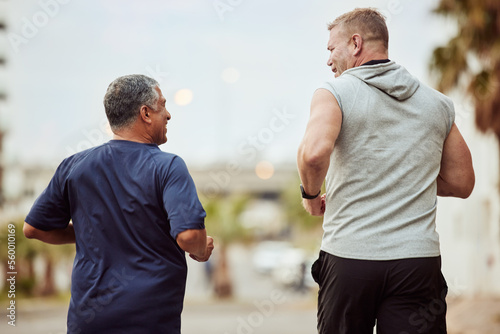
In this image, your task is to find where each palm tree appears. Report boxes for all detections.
[1,220,37,296]
[201,194,251,299]
[31,233,75,296]
[3,220,75,297]
[430,0,500,150]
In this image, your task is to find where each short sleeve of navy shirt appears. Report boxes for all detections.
[25,140,206,334]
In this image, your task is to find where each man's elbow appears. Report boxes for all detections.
[454,167,476,198]
[177,229,203,242]
[23,222,38,239]
[298,144,332,170]
[438,173,475,199]
[458,173,475,199]
[176,229,206,247]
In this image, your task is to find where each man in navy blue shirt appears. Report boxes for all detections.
[23,74,214,334]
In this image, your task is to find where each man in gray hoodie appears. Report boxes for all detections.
[297,8,475,334]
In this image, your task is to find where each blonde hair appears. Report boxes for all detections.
[328,8,389,50]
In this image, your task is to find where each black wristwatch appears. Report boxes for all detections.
[300,184,321,199]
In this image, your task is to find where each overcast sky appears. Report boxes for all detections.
[2,0,456,170]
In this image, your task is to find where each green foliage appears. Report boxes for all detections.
[0,219,75,297]
[0,220,37,262]
[200,194,252,245]
[1,220,37,297]
[280,176,323,230]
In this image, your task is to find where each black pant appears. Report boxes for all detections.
[312,251,448,334]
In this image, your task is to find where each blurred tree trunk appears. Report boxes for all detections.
[40,257,56,296]
[21,254,36,296]
[212,244,233,298]
[430,0,500,177]
[201,195,249,299]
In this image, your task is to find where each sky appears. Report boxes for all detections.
[2,0,456,170]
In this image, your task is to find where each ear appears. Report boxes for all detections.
[351,34,363,56]
[140,105,152,124]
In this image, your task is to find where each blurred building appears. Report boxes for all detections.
[0,131,4,207]
[1,164,55,222]
[0,0,48,224]
[190,165,297,238]
[0,0,8,207]
[190,165,296,198]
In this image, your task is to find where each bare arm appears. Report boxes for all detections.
[437,123,475,198]
[176,229,214,262]
[297,89,342,216]
[23,222,76,244]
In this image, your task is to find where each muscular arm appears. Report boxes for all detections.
[297,88,342,216]
[176,229,214,262]
[437,123,475,198]
[23,222,75,244]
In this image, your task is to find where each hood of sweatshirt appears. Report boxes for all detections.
[341,61,420,101]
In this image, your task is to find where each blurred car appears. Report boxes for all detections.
[271,247,307,287]
[252,241,317,289]
[252,241,294,275]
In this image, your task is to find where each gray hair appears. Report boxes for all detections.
[103,74,159,130]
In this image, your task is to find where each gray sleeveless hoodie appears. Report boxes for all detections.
[319,61,454,260]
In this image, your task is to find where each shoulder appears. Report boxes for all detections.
[416,81,455,113]
[417,80,452,100]
[319,75,359,93]
[147,148,182,166]
[317,76,360,106]
[56,144,106,177]
[146,149,190,176]
[412,81,455,135]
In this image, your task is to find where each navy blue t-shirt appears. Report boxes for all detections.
[25,140,206,334]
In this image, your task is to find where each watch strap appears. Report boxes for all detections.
[300,184,321,199]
